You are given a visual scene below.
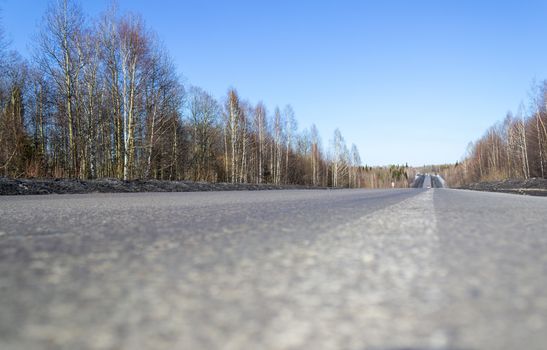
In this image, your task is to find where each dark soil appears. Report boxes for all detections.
[459,178,547,196]
[0,178,327,196]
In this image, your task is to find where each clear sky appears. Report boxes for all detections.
[2,0,547,166]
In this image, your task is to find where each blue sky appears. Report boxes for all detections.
[2,0,547,166]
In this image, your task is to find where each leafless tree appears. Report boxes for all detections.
[36,0,86,177]
[253,102,267,183]
[283,105,296,184]
[187,87,220,181]
[1,0,369,189]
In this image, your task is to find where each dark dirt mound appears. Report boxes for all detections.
[459,178,547,196]
[0,178,326,196]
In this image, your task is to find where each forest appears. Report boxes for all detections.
[439,81,547,187]
[0,0,411,189]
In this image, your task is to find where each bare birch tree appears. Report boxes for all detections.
[350,143,361,188]
[253,102,267,183]
[118,14,148,180]
[332,128,345,187]
[224,89,241,183]
[310,124,320,186]
[272,107,283,185]
[187,87,220,181]
[283,105,296,184]
[37,0,85,177]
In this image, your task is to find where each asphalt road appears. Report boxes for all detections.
[1,188,547,350]
[413,174,445,189]
[422,175,432,188]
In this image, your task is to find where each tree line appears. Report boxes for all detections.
[1,0,415,188]
[439,81,547,186]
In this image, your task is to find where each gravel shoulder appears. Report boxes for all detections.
[459,178,547,196]
[0,177,325,196]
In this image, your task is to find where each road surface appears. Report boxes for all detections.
[1,188,547,350]
[413,174,445,189]
[422,175,432,188]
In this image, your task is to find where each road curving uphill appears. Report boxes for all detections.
[412,174,447,189]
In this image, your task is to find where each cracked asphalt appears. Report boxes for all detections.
[1,188,547,350]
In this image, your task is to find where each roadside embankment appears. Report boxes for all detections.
[459,178,547,196]
[0,178,327,196]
